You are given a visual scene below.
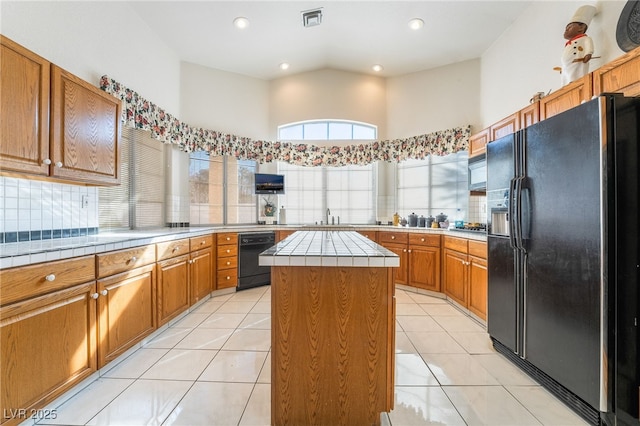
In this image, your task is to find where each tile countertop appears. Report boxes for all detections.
[259,231,400,268]
[0,225,485,270]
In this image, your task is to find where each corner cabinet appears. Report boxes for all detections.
[0,36,121,185]
[592,45,640,97]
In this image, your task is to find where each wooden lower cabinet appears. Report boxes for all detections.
[276,230,296,242]
[97,264,156,367]
[379,232,441,291]
[443,248,468,306]
[410,245,441,291]
[442,237,488,321]
[0,282,97,426]
[157,255,190,326]
[384,243,408,285]
[216,233,238,290]
[190,246,213,304]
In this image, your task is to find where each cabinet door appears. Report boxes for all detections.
[157,255,190,326]
[50,65,121,185]
[0,36,50,176]
[97,264,156,367]
[409,246,441,292]
[190,247,213,305]
[491,113,519,141]
[468,255,488,321]
[539,73,592,120]
[593,47,640,97]
[519,102,539,129]
[385,244,408,285]
[469,128,489,157]
[1,282,97,424]
[443,249,467,307]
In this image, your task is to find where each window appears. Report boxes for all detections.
[278,120,377,141]
[189,154,257,225]
[99,127,166,230]
[396,151,469,221]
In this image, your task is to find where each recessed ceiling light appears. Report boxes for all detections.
[372,64,384,72]
[233,17,249,29]
[408,18,424,30]
[279,62,290,71]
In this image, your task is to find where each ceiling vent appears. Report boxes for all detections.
[302,8,323,27]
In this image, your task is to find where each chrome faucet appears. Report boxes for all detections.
[326,208,330,225]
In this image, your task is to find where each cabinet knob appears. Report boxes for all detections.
[408,249,412,253]
[55,161,63,168]
[421,238,425,242]
[226,276,231,280]
[43,158,52,165]
[45,274,56,282]
[403,248,407,252]
[91,293,99,299]
[226,249,231,253]
[130,256,137,263]
[226,237,231,241]
[226,261,231,266]
[200,241,205,245]
[391,236,395,239]
[100,289,108,296]
[173,246,180,252]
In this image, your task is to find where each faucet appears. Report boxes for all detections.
[326,208,330,225]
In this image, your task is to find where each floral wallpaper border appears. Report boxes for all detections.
[100,75,470,167]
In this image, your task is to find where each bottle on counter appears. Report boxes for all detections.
[393,212,400,226]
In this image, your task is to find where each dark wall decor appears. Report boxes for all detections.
[617,0,640,52]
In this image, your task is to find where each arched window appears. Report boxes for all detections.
[278,119,377,141]
[276,120,377,224]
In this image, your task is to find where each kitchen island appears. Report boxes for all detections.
[259,231,398,425]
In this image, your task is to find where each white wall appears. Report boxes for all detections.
[0,1,182,116]
[268,68,387,140]
[480,0,627,127]
[387,59,481,137]
[180,62,270,140]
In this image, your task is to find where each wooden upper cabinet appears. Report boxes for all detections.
[539,73,592,120]
[50,65,121,185]
[468,128,489,158]
[490,112,519,141]
[0,36,121,185]
[519,102,539,129]
[593,46,640,97]
[0,35,50,176]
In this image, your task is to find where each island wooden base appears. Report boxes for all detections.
[271,266,395,426]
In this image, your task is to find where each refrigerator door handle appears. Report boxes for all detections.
[508,177,518,249]
[515,176,526,251]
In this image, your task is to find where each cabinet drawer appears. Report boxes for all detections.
[217,269,238,287]
[357,231,378,242]
[468,240,487,259]
[217,256,238,271]
[217,233,238,246]
[156,238,190,261]
[190,234,213,251]
[379,232,408,245]
[97,245,156,278]
[409,233,440,247]
[0,255,95,306]
[443,236,468,253]
[218,244,238,258]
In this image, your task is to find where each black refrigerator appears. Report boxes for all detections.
[486,94,639,425]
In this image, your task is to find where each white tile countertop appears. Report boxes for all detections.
[259,231,399,268]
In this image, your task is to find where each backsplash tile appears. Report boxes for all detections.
[468,194,487,223]
[0,176,99,244]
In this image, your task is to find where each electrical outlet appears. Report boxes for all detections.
[82,195,89,208]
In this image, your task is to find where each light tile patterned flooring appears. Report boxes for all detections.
[35,286,588,426]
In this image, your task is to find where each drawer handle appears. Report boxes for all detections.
[91,293,99,299]
[226,237,231,241]
[45,274,56,282]
[100,289,108,296]
[421,238,425,242]
[130,256,138,263]
[173,246,180,252]
[226,276,231,280]
[226,261,231,266]
[391,236,395,239]
[200,241,205,245]
[226,249,231,253]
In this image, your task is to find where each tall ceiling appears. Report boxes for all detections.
[127,1,532,80]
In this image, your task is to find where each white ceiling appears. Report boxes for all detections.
[127,1,532,80]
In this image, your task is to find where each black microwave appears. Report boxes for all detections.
[468,153,486,191]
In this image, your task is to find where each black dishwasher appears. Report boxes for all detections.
[237,232,275,290]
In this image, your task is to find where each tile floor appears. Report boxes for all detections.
[35,286,588,426]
